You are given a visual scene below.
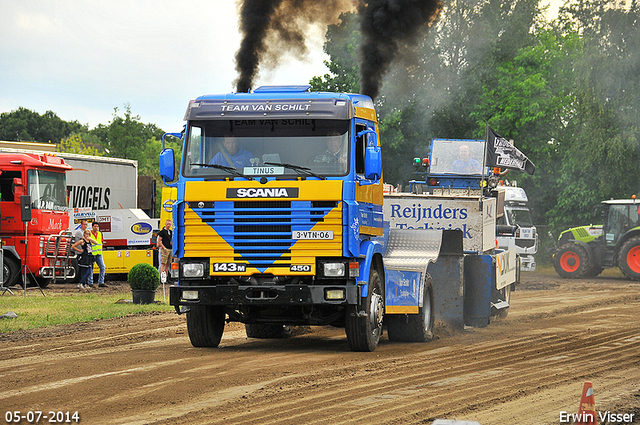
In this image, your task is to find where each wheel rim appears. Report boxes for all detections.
[369,292,384,334]
[626,246,640,274]
[560,251,580,272]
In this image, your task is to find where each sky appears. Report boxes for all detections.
[0,0,563,134]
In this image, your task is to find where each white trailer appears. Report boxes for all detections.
[0,143,138,210]
[62,154,138,210]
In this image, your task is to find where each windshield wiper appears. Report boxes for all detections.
[191,163,253,180]
[264,162,326,180]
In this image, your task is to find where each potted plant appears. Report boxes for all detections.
[128,263,160,304]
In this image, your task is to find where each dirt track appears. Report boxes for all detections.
[2,269,640,425]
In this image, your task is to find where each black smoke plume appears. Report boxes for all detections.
[234,0,442,99]
[234,0,283,93]
[358,0,442,100]
[234,0,356,93]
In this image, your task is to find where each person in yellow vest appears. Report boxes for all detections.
[89,221,107,287]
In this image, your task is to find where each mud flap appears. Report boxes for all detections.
[426,230,465,329]
[463,254,493,327]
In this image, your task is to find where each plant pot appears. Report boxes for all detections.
[132,289,156,304]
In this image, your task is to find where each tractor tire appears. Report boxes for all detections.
[345,268,384,352]
[245,324,292,339]
[553,243,591,278]
[386,274,435,342]
[584,266,604,278]
[618,236,640,280]
[186,305,225,347]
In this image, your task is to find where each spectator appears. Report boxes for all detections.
[74,220,88,242]
[89,222,107,287]
[72,229,94,289]
[157,219,173,282]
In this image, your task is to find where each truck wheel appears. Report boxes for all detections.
[345,268,384,352]
[618,236,640,280]
[245,324,292,338]
[553,243,591,278]
[186,305,225,347]
[34,276,50,289]
[386,274,435,342]
[2,257,20,287]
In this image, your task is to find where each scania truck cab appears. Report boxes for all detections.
[161,86,388,351]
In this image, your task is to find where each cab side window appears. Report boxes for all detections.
[355,123,366,175]
[0,171,21,202]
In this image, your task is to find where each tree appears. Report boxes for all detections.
[57,134,104,156]
[90,104,165,161]
[0,107,85,144]
[309,12,361,93]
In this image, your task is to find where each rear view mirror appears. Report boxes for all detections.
[364,146,382,181]
[160,149,175,183]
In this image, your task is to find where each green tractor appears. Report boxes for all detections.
[553,198,640,280]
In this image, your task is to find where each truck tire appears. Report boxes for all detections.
[618,236,640,280]
[2,256,21,288]
[345,268,384,352]
[553,243,591,278]
[186,305,225,347]
[34,276,50,289]
[245,324,292,338]
[386,274,435,342]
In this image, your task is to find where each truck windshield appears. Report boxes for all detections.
[504,207,534,227]
[28,169,68,211]
[429,140,485,175]
[183,119,350,178]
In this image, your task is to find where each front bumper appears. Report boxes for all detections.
[169,283,359,308]
[519,255,536,272]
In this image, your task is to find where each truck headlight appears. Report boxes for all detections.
[323,263,345,277]
[181,290,199,300]
[325,288,345,300]
[182,263,205,278]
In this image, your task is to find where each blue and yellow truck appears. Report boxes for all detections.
[160,86,515,352]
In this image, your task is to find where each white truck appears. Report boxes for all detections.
[494,183,537,271]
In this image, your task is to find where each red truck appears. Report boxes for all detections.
[1,153,75,288]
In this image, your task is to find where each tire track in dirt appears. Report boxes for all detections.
[2,279,639,425]
[122,295,639,425]
[193,325,640,425]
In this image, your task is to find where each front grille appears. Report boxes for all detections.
[190,200,339,270]
[515,238,536,248]
[574,228,590,239]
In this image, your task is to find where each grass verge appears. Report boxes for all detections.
[0,291,173,333]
